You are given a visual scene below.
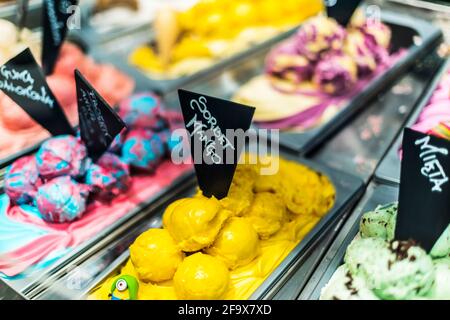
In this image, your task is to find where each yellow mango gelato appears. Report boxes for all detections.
[244,192,287,239]
[206,217,260,269]
[90,155,335,300]
[174,253,230,300]
[129,0,324,78]
[163,197,231,252]
[129,229,184,283]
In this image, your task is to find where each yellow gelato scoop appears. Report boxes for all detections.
[206,217,260,269]
[244,192,286,239]
[129,228,184,283]
[163,197,231,252]
[174,253,230,300]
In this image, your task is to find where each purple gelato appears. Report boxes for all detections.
[265,40,312,84]
[313,54,358,95]
[295,16,346,61]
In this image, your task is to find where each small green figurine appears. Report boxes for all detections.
[108,275,139,300]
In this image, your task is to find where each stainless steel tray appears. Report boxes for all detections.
[299,183,398,300]
[375,57,450,185]
[0,162,194,297]
[159,11,443,155]
[29,151,365,300]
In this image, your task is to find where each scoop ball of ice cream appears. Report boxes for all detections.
[295,16,346,61]
[313,53,358,95]
[360,203,397,241]
[121,129,166,171]
[118,93,167,130]
[345,238,435,300]
[162,197,231,252]
[344,31,377,77]
[85,152,131,201]
[36,135,91,180]
[5,155,41,205]
[206,217,260,269]
[265,40,312,84]
[359,20,391,51]
[173,253,230,300]
[244,192,286,239]
[36,176,90,223]
[355,20,391,64]
[130,228,184,283]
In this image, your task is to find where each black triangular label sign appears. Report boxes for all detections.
[0,48,73,136]
[75,69,126,162]
[42,0,79,75]
[178,89,255,199]
[326,0,362,26]
[397,128,450,251]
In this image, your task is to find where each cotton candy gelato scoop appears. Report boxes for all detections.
[85,152,131,201]
[121,129,166,171]
[173,253,230,300]
[118,93,167,130]
[36,176,90,223]
[36,135,91,180]
[163,197,231,252]
[4,155,41,205]
[345,238,435,300]
[130,228,184,283]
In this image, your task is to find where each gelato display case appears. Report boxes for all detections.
[0,88,194,295]
[26,151,364,300]
[0,0,449,302]
[300,184,450,300]
[91,0,324,94]
[0,23,135,171]
[159,10,443,155]
[375,57,450,185]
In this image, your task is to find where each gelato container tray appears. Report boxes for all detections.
[27,152,365,300]
[299,183,399,300]
[159,10,443,155]
[0,158,195,297]
[375,57,450,185]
